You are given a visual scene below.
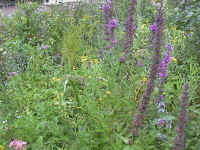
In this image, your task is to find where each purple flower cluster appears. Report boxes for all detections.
[172,83,189,150]
[9,139,27,150]
[157,118,165,127]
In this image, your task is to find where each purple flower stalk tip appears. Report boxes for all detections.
[172,83,189,150]
[108,19,117,30]
[149,24,157,32]
[122,0,137,55]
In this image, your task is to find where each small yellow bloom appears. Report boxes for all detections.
[106,91,111,95]
[171,39,176,44]
[142,77,147,82]
[98,97,103,102]
[171,26,176,31]
[51,77,61,82]
[0,145,4,150]
[141,24,146,30]
[171,57,177,63]
[81,56,88,63]
[92,59,99,64]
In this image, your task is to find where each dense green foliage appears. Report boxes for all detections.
[0,1,200,150]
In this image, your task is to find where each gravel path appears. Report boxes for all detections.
[0,6,16,17]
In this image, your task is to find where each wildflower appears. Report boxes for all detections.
[41,45,49,49]
[157,118,165,127]
[119,56,126,63]
[137,59,143,67]
[158,43,173,79]
[8,72,17,79]
[122,0,137,55]
[172,83,189,150]
[9,139,27,150]
[157,101,165,113]
[0,145,4,150]
[108,19,117,30]
[142,77,147,82]
[81,56,88,63]
[171,57,177,63]
[166,119,172,128]
[51,77,61,82]
[157,133,167,141]
[149,24,157,32]
[131,2,163,137]
[92,59,99,64]
[98,97,103,102]
[106,91,111,95]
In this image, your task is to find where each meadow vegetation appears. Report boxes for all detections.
[0,0,199,149]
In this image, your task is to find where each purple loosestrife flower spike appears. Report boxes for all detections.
[102,0,112,42]
[172,83,189,150]
[131,2,163,138]
[99,0,117,60]
[155,43,173,104]
[109,18,118,47]
[122,0,137,55]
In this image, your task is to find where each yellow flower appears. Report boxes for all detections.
[142,77,147,82]
[0,145,4,150]
[106,91,111,95]
[171,57,177,63]
[98,97,103,102]
[51,77,61,82]
[171,39,176,44]
[141,24,146,30]
[92,59,99,64]
[171,26,176,31]
[81,56,88,63]
[53,97,57,102]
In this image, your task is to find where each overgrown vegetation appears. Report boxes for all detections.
[0,1,199,150]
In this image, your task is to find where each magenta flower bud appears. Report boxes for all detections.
[108,19,117,29]
[149,24,157,32]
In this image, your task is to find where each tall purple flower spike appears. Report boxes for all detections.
[131,2,163,138]
[172,83,189,150]
[120,0,137,62]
